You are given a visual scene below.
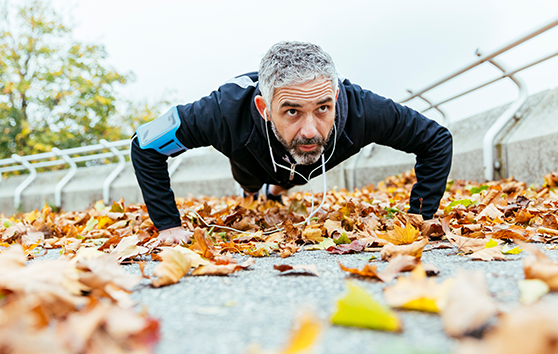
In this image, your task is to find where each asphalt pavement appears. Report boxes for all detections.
[110,243,558,354]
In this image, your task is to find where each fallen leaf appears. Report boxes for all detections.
[455,304,558,354]
[377,255,419,282]
[151,248,192,287]
[111,235,149,263]
[326,240,366,254]
[302,225,323,243]
[338,261,380,280]
[379,223,420,245]
[333,231,351,245]
[380,238,428,261]
[331,281,401,331]
[475,204,504,222]
[468,246,507,261]
[280,311,322,354]
[191,263,243,276]
[438,271,498,337]
[274,264,320,277]
[305,238,335,251]
[518,279,549,305]
[384,265,452,312]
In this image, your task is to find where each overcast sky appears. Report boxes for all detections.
[50,0,558,123]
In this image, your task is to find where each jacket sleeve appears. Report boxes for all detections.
[131,137,182,231]
[356,87,453,219]
[131,85,243,231]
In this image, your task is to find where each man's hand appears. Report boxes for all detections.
[157,226,193,245]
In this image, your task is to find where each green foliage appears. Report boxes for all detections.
[0,0,163,160]
[444,199,476,214]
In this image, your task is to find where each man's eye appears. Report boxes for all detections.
[286,109,297,116]
[318,105,328,112]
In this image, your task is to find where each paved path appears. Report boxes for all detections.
[109,243,558,354]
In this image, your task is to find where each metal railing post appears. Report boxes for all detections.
[11,154,37,209]
[52,147,78,208]
[482,59,528,181]
[100,139,126,203]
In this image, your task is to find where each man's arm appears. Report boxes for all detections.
[130,137,182,230]
[350,84,453,219]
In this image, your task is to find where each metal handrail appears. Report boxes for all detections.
[0,136,214,209]
[352,16,558,187]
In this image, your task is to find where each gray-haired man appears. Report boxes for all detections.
[131,41,453,244]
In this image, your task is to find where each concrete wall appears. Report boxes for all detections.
[2,87,557,215]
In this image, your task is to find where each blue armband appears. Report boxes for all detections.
[136,107,187,157]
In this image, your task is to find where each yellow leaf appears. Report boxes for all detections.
[484,238,498,248]
[379,223,419,245]
[331,282,401,331]
[97,216,113,229]
[384,265,451,313]
[518,279,549,305]
[502,245,522,255]
[281,312,322,354]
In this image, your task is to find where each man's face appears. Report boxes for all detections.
[259,79,338,165]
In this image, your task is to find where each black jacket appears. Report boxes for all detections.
[131,72,453,230]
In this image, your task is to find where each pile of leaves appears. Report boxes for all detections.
[1,170,558,353]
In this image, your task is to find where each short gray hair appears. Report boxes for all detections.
[258,41,338,107]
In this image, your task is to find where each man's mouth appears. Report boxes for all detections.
[297,144,317,152]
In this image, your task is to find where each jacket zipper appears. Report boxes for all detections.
[282,155,297,181]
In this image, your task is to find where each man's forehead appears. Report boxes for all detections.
[272,79,336,106]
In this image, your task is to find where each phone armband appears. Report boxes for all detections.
[136,107,187,157]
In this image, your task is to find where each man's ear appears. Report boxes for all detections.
[254,95,269,121]
[335,88,339,101]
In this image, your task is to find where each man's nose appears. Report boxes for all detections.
[300,116,318,139]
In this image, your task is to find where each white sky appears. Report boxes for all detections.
[50,0,558,124]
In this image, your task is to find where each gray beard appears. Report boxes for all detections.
[269,117,333,165]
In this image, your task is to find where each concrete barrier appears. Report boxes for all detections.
[1,87,557,215]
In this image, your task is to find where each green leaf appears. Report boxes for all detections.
[384,207,400,219]
[469,185,489,195]
[484,238,498,248]
[2,219,14,228]
[305,238,336,251]
[444,199,475,213]
[331,282,401,331]
[334,231,352,245]
[84,217,98,232]
[94,200,106,211]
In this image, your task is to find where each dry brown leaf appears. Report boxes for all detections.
[421,219,444,238]
[151,248,192,287]
[384,265,452,312]
[191,258,254,276]
[338,261,380,279]
[475,204,504,222]
[439,271,498,337]
[521,242,558,290]
[302,225,323,243]
[380,238,429,261]
[279,241,300,258]
[326,240,366,254]
[480,185,503,206]
[110,235,149,263]
[468,246,507,262]
[274,264,320,276]
[445,233,489,253]
[455,304,558,354]
[377,255,419,283]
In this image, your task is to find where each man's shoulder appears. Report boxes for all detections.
[221,72,259,90]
